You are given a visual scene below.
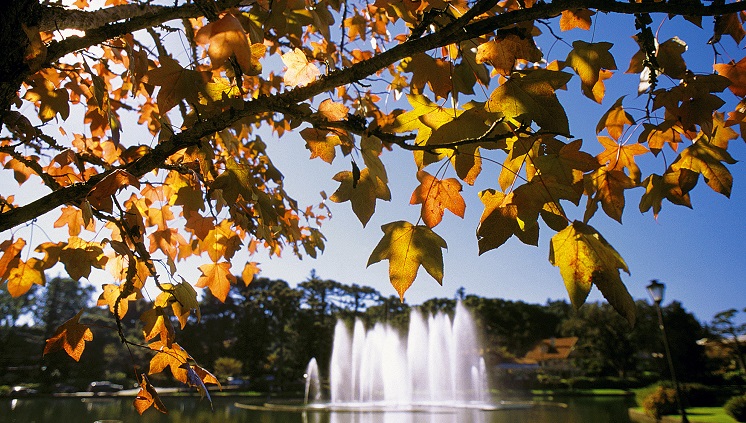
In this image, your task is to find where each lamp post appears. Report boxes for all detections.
[647,279,689,423]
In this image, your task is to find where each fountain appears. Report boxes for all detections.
[308,302,492,411]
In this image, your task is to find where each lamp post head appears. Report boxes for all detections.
[647,279,665,305]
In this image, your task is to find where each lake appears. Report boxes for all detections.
[2,395,637,422]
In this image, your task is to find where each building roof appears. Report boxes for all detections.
[517,337,579,364]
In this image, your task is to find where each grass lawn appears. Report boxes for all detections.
[630,406,738,423]
[531,388,633,396]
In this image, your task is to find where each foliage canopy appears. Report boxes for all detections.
[1,0,745,413]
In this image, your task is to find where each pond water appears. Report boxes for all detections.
[2,395,636,423]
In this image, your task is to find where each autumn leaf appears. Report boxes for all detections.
[148,341,191,383]
[344,10,368,41]
[87,170,140,212]
[43,310,93,361]
[476,190,539,253]
[486,69,572,135]
[241,262,260,285]
[639,169,693,218]
[410,170,465,228]
[367,221,447,300]
[596,96,635,140]
[672,139,737,197]
[0,238,25,280]
[282,48,321,87]
[196,13,256,74]
[142,55,208,113]
[316,99,349,121]
[140,306,175,345]
[596,136,649,183]
[134,374,167,415]
[560,9,595,31]
[6,258,45,297]
[196,261,236,302]
[714,56,746,97]
[330,167,391,226]
[564,41,617,103]
[58,237,108,280]
[301,128,341,163]
[399,54,453,99]
[476,34,543,76]
[23,77,70,122]
[711,13,746,45]
[97,283,140,319]
[54,206,96,236]
[549,221,635,326]
[585,167,637,223]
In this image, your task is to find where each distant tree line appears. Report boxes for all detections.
[0,273,742,392]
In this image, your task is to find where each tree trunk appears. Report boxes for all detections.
[0,0,41,121]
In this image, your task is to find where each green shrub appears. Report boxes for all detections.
[643,386,679,420]
[725,394,746,422]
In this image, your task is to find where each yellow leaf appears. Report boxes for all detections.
[148,341,191,383]
[241,262,260,286]
[196,262,236,302]
[549,221,634,325]
[367,221,447,300]
[330,167,391,226]
[564,41,617,103]
[140,306,175,345]
[195,13,255,73]
[43,310,93,361]
[560,9,595,31]
[6,258,45,297]
[476,34,542,76]
[134,374,167,415]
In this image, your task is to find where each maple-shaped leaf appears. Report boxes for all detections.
[142,55,208,113]
[475,34,543,76]
[211,158,279,224]
[134,374,167,415]
[714,56,746,97]
[87,170,140,212]
[596,96,635,140]
[300,128,341,163]
[657,37,688,80]
[6,258,45,297]
[498,135,540,191]
[0,238,25,280]
[140,306,175,346]
[241,262,260,285]
[639,121,683,156]
[367,221,447,300]
[43,310,93,361]
[361,135,388,184]
[58,237,108,280]
[196,262,236,302]
[97,283,140,319]
[329,168,391,226]
[672,139,737,197]
[560,9,595,31]
[711,13,746,45]
[639,169,693,218]
[399,54,453,99]
[476,190,539,254]
[549,221,635,326]
[282,48,321,87]
[148,341,191,383]
[196,13,256,74]
[54,206,96,236]
[23,77,70,122]
[344,10,368,41]
[201,219,241,262]
[564,41,617,103]
[486,69,572,135]
[596,136,649,183]
[585,167,637,223]
[316,98,349,121]
[410,170,465,228]
[171,280,201,328]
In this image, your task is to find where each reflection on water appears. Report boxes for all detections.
[1,396,634,423]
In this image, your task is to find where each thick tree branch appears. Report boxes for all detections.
[3,0,746,233]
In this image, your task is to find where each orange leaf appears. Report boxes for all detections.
[134,374,167,415]
[195,13,255,73]
[596,96,635,140]
[282,48,320,87]
[143,55,208,113]
[476,34,542,76]
[148,341,191,383]
[140,306,175,345]
[330,168,391,226]
[409,170,465,228]
[560,9,594,31]
[97,283,140,319]
[596,136,649,182]
[54,206,95,236]
[87,169,140,212]
[316,99,349,121]
[0,238,25,279]
[714,57,746,97]
[241,262,260,286]
[43,310,93,361]
[196,262,236,302]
